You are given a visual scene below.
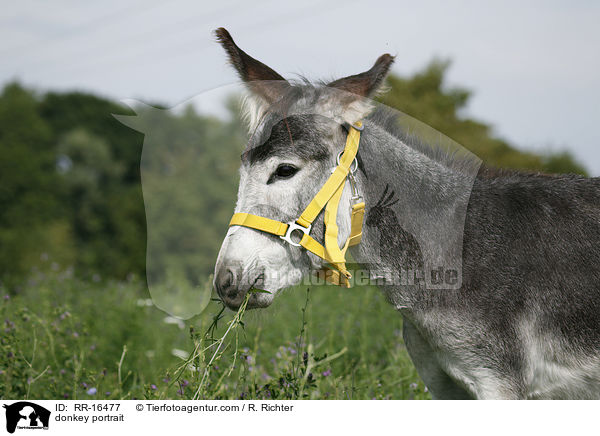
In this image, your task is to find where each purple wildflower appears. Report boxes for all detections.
[321,369,332,377]
[150,384,157,390]
[86,387,97,396]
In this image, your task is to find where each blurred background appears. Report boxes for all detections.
[1,0,599,400]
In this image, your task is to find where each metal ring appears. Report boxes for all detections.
[336,151,359,173]
[280,222,311,247]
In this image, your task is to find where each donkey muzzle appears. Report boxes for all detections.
[214,263,265,310]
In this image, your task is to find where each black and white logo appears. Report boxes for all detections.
[3,402,50,434]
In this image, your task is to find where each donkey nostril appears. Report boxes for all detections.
[215,268,235,299]
[222,271,233,290]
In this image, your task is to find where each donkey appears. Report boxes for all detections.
[212,28,600,399]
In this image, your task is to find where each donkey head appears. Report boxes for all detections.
[213,28,394,309]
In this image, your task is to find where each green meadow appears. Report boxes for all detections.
[0,268,430,400]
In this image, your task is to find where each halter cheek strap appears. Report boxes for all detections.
[228,122,366,287]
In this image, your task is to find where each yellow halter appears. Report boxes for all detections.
[228,121,366,287]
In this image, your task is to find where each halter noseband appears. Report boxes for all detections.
[228,121,366,287]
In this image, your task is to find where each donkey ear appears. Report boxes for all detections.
[327,54,395,97]
[215,27,290,104]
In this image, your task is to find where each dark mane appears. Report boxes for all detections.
[365,104,482,176]
[365,104,592,182]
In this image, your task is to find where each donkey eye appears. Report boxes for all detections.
[276,164,298,177]
[267,164,298,184]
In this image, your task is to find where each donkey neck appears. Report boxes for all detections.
[351,121,479,308]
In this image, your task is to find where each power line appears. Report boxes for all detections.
[0,0,164,59]
[21,0,355,81]
[0,0,251,75]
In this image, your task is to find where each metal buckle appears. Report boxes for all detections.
[280,222,312,247]
[348,171,362,203]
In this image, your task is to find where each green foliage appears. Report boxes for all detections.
[0,270,428,400]
[0,84,61,280]
[42,92,146,280]
[0,84,147,284]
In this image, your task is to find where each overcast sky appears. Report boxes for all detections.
[2,0,599,173]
